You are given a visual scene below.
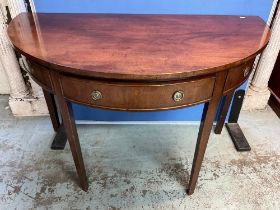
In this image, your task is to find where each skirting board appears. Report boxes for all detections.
[75,120,204,125]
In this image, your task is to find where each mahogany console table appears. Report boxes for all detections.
[8,13,270,195]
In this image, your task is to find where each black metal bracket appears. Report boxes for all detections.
[51,124,67,150]
[226,89,251,151]
[226,123,251,151]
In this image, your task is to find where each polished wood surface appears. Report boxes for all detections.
[188,71,227,194]
[42,90,60,132]
[29,58,254,110]
[8,13,270,195]
[223,61,254,94]
[215,91,235,134]
[60,74,215,111]
[8,13,269,81]
[50,70,88,191]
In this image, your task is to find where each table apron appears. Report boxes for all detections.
[28,59,255,111]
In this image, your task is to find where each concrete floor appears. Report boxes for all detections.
[0,95,280,210]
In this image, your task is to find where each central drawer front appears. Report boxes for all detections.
[60,75,216,111]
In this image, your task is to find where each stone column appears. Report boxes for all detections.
[243,4,280,110]
[2,0,48,116]
[7,0,43,98]
[0,59,10,94]
[0,7,30,99]
[6,0,26,16]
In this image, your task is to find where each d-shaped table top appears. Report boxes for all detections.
[7,12,271,194]
[8,13,270,81]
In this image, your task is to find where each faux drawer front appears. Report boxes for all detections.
[29,62,53,91]
[224,61,254,93]
[60,75,216,111]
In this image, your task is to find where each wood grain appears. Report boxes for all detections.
[7,13,271,194]
[50,70,89,191]
[214,91,235,134]
[8,13,270,81]
[60,74,215,111]
[187,71,228,195]
[223,60,254,94]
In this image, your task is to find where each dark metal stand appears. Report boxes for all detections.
[43,90,67,150]
[50,124,67,150]
[226,89,251,151]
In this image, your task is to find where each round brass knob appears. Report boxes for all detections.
[244,67,250,77]
[173,91,184,102]
[91,90,102,101]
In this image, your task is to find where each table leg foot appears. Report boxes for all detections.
[186,188,194,195]
[226,123,251,151]
[51,124,67,150]
[81,180,89,192]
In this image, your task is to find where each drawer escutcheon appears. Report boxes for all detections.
[173,91,184,102]
[91,90,102,101]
